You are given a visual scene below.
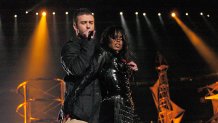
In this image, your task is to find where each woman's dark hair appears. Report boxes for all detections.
[100,25,130,60]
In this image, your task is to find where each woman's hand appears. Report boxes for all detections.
[127,61,138,71]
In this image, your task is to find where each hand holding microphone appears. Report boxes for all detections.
[79,29,95,40]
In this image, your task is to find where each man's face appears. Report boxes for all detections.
[73,14,95,36]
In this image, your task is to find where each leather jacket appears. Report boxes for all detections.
[96,47,135,123]
[60,36,101,122]
[97,48,133,103]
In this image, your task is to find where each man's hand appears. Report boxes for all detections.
[80,29,95,40]
[127,61,138,71]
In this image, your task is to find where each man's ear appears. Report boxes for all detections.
[73,23,79,35]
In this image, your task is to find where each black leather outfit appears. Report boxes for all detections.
[96,48,135,123]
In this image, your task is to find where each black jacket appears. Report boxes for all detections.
[96,48,135,123]
[61,36,101,123]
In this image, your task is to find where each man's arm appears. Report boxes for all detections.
[61,38,96,77]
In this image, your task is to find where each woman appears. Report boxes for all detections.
[96,25,136,123]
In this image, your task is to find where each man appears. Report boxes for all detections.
[59,8,100,123]
[59,8,138,123]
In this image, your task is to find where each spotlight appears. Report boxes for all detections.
[207,14,210,17]
[143,13,146,16]
[52,12,55,15]
[171,12,176,17]
[120,12,123,15]
[14,14,17,18]
[185,13,189,16]
[200,12,203,15]
[158,13,161,16]
[42,12,46,16]
[135,12,138,15]
[65,12,68,15]
[25,11,28,14]
[92,13,94,15]
[36,12,38,15]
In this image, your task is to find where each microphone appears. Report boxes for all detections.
[78,31,94,40]
[88,31,94,40]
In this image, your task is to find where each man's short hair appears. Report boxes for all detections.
[73,8,93,24]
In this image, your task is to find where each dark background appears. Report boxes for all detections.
[1,0,218,122]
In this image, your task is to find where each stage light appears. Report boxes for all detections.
[14,15,17,18]
[173,17,218,71]
[158,13,161,16]
[92,13,94,15]
[120,11,133,48]
[25,11,28,14]
[135,12,138,15]
[42,12,46,16]
[65,12,68,15]
[23,11,50,79]
[52,12,55,15]
[171,12,176,17]
[36,13,38,16]
[143,13,146,16]
[200,12,203,15]
[207,14,210,17]
[185,13,189,16]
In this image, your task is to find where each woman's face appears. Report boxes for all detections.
[109,32,123,53]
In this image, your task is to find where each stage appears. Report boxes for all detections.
[0,0,218,122]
